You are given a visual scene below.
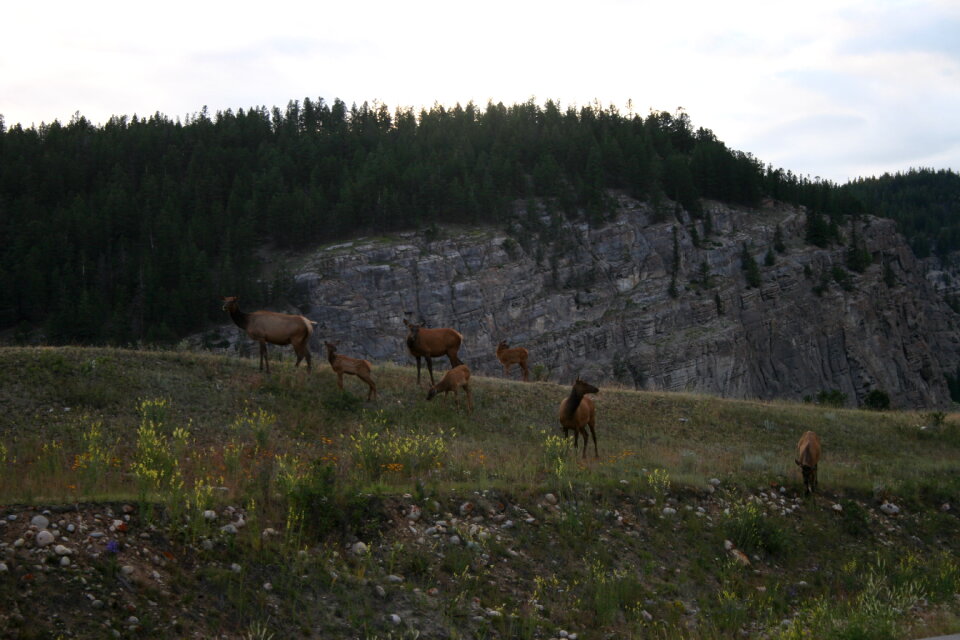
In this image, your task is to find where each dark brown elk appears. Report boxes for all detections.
[221,296,315,373]
[795,430,822,496]
[426,364,473,412]
[558,377,599,458]
[404,318,464,384]
[324,341,377,401]
[496,340,530,382]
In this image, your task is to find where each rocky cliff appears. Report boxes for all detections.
[207,196,960,408]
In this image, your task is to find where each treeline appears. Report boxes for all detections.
[841,168,960,259]
[0,98,923,345]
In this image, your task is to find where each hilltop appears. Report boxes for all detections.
[1,346,959,639]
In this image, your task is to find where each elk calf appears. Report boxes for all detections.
[404,318,464,384]
[496,340,530,382]
[795,430,822,496]
[559,377,599,458]
[426,364,473,412]
[221,296,314,373]
[324,341,377,401]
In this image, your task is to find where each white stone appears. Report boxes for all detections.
[36,530,55,547]
[231,563,242,573]
[407,505,422,521]
[220,524,238,535]
[832,504,843,512]
[544,493,558,505]
[389,614,401,625]
[59,556,71,567]
[880,502,900,516]
[352,541,368,556]
[0,562,7,572]
[31,515,50,529]
[120,565,135,576]
[724,539,734,551]
[662,507,677,516]
[54,544,71,556]
[386,574,404,583]
[203,510,217,521]
[709,478,721,487]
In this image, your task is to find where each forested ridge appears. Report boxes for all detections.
[0,98,955,345]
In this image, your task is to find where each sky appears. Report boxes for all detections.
[2,0,958,184]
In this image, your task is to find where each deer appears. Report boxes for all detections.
[324,341,377,401]
[221,296,315,373]
[558,377,599,458]
[426,364,473,412]
[403,318,464,385]
[795,430,822,496]
[496,340,530,382]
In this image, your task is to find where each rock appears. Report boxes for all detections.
[220,524,238,535]
[374,585,387,598]
[91,600,104,609]
[230,563,241,573]
[459,502,474,516]
[709,478,722,487]
[122,504,136,514]
[448,535,461,546]
[66,524,75,533]
[544,493,558,505]
[832,503,843,512]
[263,582,272,591]
[36,531,55,547]
[31,515,50,529]
[203,510,217,521]
[386,574,404,583]
[662,507,677,516]
[53,545,71,556]
[0,562,7,572]
[724,539,734,551]
[641,609,654,622]
[59,556,70,567]
[941,503,951,512]
[389,614,401,625]
[121,565,135,576]
[351,541,369,556]
[880,502,901,516]
[407,505,422,521]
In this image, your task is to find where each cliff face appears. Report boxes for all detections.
[210,196,960,408]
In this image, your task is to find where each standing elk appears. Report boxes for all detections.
[559,377,599,458]
[324,341,377,401]
[426,364,473,412]
[221,296,315,373]
[496,340,530,382]
[403,318,463,385]
[795,430,822,496]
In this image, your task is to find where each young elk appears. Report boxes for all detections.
[795,430,822,496]
[496,340,530,382]
[404,318,464,385]
[324,341,377,401]
[426,364,473,412]
[221,296,315,373]
[558,377,599,458]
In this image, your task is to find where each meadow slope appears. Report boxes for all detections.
[0,346,959,639]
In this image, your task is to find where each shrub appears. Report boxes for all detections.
[862,389,890,411]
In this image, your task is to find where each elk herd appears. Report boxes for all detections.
[222,296,823,495]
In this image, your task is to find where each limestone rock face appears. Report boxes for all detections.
[209,196,960,408]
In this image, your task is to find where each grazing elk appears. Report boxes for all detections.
[403,318,464,385]
[324,341,377,401]
[559,377,599,458]
[221,296,315,373]
[795,430,822,496]
[426,364,473,412]
[496,340,530,382]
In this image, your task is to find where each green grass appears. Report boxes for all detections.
[1,345,959,639]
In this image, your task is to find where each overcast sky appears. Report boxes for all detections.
[2,0,958,184]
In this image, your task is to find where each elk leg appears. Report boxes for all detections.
[589,422,599,458]
[259,342,269,373]
[465,384,473,412]
[425,357,435,385]
[415,356,422,384]
[337,372,344,391]
[359,372,377,400]
[521,364,529,382]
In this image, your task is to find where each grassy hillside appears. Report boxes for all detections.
[1,346,959,639]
